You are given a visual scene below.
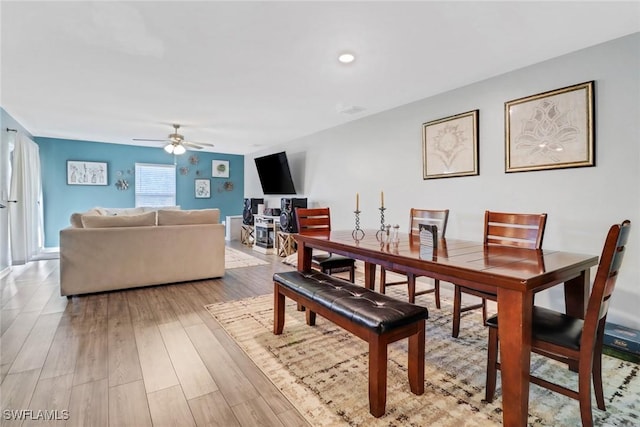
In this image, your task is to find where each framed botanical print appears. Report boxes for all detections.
[422,110,479,179]
[505,81,594,173]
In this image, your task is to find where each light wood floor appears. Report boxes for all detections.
[0,242,312,427]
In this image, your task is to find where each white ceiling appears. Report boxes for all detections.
[2,1,639,155]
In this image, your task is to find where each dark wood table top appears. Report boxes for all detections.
[295,229,598,292]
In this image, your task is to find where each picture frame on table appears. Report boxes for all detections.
[505,81,594,173]
[67,160,108,185]
[195,178,211,198]
[212,160,230,178]
[422,109,479,179]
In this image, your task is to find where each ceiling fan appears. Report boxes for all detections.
[133,124,214,155]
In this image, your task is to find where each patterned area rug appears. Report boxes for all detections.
[225,247,269,269]
[206,288,640,426]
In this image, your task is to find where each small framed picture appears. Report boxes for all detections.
[505,81,594,173]
[195,179,211,198]
[422,110,479,179]
[212,160,229,178]
[67,160,108,185]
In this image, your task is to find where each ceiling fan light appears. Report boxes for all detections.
[338,52,355,64]
[173,144,186,155]
[164,144,174,154]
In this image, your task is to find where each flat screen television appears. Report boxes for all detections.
[254,151,297,195]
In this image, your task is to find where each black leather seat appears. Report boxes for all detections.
[274,271,428,333]
[312,253,356,281]
[486,306,583,350]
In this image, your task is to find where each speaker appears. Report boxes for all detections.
[242,198,264,225]
[279,198,307,233]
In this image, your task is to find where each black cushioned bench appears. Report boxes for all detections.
[273,270,429,417]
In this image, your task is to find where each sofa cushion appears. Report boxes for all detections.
[82,211,157,228]
[70,208,102,228]
[157,209,220,225]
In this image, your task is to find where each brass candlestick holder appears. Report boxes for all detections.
[352,210,365,240]
[375,207,387,241]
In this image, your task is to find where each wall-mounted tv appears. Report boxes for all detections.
[254,151,297,195]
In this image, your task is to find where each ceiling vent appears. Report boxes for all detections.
[337,105,366,115]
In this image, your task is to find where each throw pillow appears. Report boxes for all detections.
[100,207,145,216]
[69,208,102,228]
[140,205,181,213]
[157,209,220,226]
[82,211,156,228]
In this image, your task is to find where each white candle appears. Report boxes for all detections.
[356,192,360,211]
[381,191,384,208]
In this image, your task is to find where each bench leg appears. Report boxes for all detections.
[274,284,285,335]
[368,334,387,417]
[408,320,425,395]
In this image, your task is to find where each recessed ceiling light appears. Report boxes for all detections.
[338,52,355,64]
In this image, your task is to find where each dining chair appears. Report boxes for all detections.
[484,220,631,427]
[295,207,356,282]
[380,208,449,306]
[452,210,547,338]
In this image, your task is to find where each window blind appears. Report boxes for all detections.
[135,163,176,207]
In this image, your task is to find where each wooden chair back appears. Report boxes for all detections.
[418,224,438,248]
[483,210,547,249]
[295,207,331,235]
[583,220,631,345]
[410,209,449,239]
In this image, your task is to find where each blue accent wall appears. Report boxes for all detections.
[36,137,244,247]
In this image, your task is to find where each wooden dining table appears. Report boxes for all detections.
[294,229,599,427]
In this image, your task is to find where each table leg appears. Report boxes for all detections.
[564,269,590,319]
[564,269,590,372]
[497,288,533,427]
[364,262,376,290]
[297,242,313,272]
[295,243,314,312]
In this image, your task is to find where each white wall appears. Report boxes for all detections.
[245,34,640,329]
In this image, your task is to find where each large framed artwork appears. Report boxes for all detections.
[505,81,594,173]
[67,160,108,185]
[422,109,479,179]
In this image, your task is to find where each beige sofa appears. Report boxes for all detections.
[60,208,225,296]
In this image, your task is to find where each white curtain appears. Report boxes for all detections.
[8,133,44,264]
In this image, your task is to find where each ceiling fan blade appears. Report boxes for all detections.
[133,125,213,149]
[133,138,168,142]
[184,141,215,147]
[182,141,204,149]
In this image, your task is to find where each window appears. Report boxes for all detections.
[135,163,176,207]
